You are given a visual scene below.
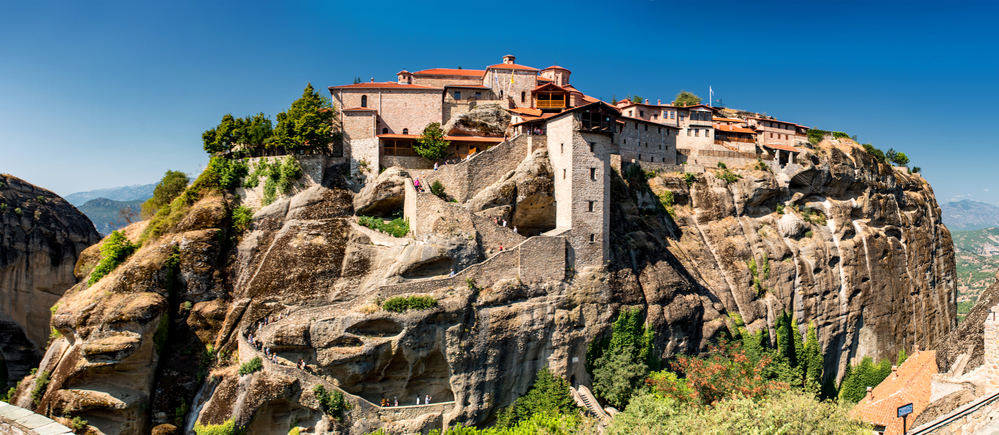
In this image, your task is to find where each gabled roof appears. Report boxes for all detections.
[329,82,441,90]
[852,351,937,435]
[747,116,807,128]
[486,63,539,71]
[714,117,745,123]
[412,68,485,77]
[762,143,800,153]
[541,65,571,73]
[531,82,568,93]
[715,124,756,134]
[508,107,543,117]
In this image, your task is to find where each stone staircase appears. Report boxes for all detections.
[571,385,609,421]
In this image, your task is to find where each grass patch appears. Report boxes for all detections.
[682,172,697,186]
[358,215,409,238]
[714,169,741,184]
[194,418,240,435]
[382,295,437,313]
[87,230,137,285]
[31,370,50,407]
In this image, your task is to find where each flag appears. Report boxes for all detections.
[510,73,514,84]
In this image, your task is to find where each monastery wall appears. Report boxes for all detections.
[546,116,575,230]
[617,118,677,165]
[413,75,482,88]
[484,70,537,108]
[423,135,531,203]
[572,131,611,268]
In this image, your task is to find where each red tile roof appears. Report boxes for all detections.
[486,63,539,71]
[413,68,485,77]
[762,143,800,152]
[509,107,543,117]
[329,82,441,90]
[541,65,571,73]
[852,351,937,435]
[714,117,744,123]
[715,124,756,134]
[747,116,808,128]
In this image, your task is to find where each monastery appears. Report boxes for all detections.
[327,54,812,269]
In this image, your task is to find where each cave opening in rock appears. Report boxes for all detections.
[402,257,456,279]
[346,319,404,337]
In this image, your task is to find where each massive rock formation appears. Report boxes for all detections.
[14,140,956,434]
[0,175,101,388]
[442,105,510,137]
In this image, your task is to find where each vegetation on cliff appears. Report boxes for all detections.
[141,170,190,218]
[87,230,137,285]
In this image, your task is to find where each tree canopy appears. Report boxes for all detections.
[414,122,451,161]
[497,367,578,428]
[141,170,190,218]
[674,90,701,107]
[589,307,656,409]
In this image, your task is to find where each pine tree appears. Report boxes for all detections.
[803,322,823,390]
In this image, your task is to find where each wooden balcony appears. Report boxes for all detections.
[537,100,566,109]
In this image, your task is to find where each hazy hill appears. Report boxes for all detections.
[952,227,999,321]
[941,199,999,231]
[64,183,155,206]
[77,197,144,235]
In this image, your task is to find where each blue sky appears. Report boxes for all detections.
[1,0,997,205]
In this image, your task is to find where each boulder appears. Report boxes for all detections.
[467,148,555,235]
[442,104,510,137]
[354,167,409,217]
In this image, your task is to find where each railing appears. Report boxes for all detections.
[536,100,566,109]
[715,137,755,144]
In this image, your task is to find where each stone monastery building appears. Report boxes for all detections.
[328,55,811,269]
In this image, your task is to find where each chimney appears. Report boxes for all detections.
[370,78,374,83]
[914,344,920,353]
[657,99,661,105]
[892,365,898,378]
[645,99,649,104]
[866,386,873,401]
[503,54,516,65]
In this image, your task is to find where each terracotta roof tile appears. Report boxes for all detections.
[486,63,539,71]
[715,124,756,134]
[412,68,485,77]
[851,351,938,435]
[541,65,571,73]
[509,107,543,117]
[714,117,745,123]
[329,82,441,90]
[762,143,800,152]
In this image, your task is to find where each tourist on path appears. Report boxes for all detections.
[449,269,455,277]
[426,395,431,404]
[394,397,398,407]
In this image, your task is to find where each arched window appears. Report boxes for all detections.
[521,91,526,103]
[403,128,409,135]
[361,95,367,107]
[382,128,388,134]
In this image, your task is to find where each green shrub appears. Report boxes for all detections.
[498,367,578,428]
[0,181,5,190]
[714,169,741,184]
[239,356,263,375]
[357,215,409,238]
[231,205,253,233]
[313,385,351,421]
[1,387,15,403]
[141,170,191,218]
[682,172,697,186]
[775,204,784,214]
[382,295,438,313]
[862,144,886,164]
[590,307,656,409]
[0,203,7,213]
[88,230,138,285]
[36,195,46,203]
[70,416,88,431]
[31,370,50,407]
[716,162,727,169]
[430,180,447,199]
[804,231,814,238]
[14,207,21,216]
[194,418,239,435]
[807,128,829,145]
[838,356,894,403]
[912,166,921,173]
[832,131,850,139]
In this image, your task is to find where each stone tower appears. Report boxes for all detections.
[540,65,571,87]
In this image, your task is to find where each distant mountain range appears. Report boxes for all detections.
[941,200,999,231]
[77,198,144,235]
[64,183,156,206]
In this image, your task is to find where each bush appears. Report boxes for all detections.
[1,387,14,403]
[804,231,814,238]
[239,356,263,375]
[31,370,50,407]
[716,162,727,169]
[194,419,239,435]
[838,356,893,403]
[682,172,697,186]
[414,122,451,161]
[775,204,784,214]
[14,207,21,216]
[714,169,741,184]
[70,416,88,431]
[832,131,850,139]
[497,367,578,428]
[88,230,138,285]
[591,307,656,409]
[807,128,829,145]
[358,215,409,238]
[0,203,6,213]
[430,180,447,199]
[313,385,351,422]
[862,144,886,164]
[231,205,253,233]
[382,295,437,313]
[141,170,191,218]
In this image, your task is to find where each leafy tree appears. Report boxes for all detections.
[674,90,701,107]
[314,385,351,422]
[630,95,643,103]
[499,367,578,428]
[271,83,339,152]
[88,230,138,285]
[353,76,362,84]
[611,94,617,105]
[838,356,893,403]
[202,113,273,154]
[897,348,908,366]
[886,148,910,167]
[414,122,451,161]
[862,144,886,164]
[591,307,656,408]
[141,170,190,218]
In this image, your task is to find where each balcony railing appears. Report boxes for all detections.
[537,100,566,109]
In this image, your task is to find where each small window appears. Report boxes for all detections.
[454,91,461,100]
[645,124,648,131]
[687,129,691,136]
[382,128,388,134]
[671,111,675,119]
[658,144,662,150]
[563,169,566,179]
[635,122,639,129]
[521,91,526,103]
[658,127,661,133]
[588,201,595,212]
[590,168,596,180]
[639,154,642,161]
[629,110,633,116]
[361,95,368,107]
[561,143,564,154]
[403,128,409,134]
[500,90,504,98]
[589,234,596,243]
[695,129,699,137]
[475,91,482,99]
[589,142,595,152]
[640,110,644,117]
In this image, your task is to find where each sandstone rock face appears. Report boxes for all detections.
[442,104,510,137]
[20,142,956,435]
[466,148,555,235]
[0,175,101,387]
[353,167,408,217]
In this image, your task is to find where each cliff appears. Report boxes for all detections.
[13,139,956,434]
[0,175,101,389]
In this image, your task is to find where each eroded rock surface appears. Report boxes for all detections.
[0,175,101,387]
[442,105,510,137]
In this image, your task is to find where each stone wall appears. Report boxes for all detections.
[335,88,443,136]
[483,69,537,108]
[423,135,531,203]
[985,307,999,389]
[234,155,329,209]
[413,75,483,88]
[910,391,999,434]
[616,117,677,165]
[679,148,770,169]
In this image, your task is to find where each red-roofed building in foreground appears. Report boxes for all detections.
[852,349,938,435]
